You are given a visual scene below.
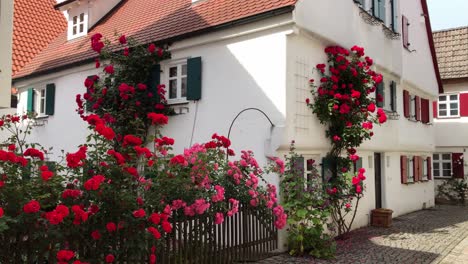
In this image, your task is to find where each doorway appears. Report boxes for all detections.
[374,153,382,209]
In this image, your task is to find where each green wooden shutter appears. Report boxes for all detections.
[45,83,56,116]
[322,157,336,183]
[187,57,202,101]
[147,64,161,103]
[390,81,397,112]
[391,0,398,31]
[378,0,386,23]
[376,82,385,108]
[372,0,379,16]
[27,88,35,112]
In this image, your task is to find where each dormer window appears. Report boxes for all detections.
[72,13,85,36]
[67,10,88,40]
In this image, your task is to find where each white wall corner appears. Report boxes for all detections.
[264,125,285,157]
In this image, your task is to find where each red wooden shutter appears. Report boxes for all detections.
[402,15,409,48]
[433,101,438,118]
[403,90,410,118]
[452,153,464,179]
[415,96,421,121]
[459,93,468,117]
[401,155,408,183]
[427,157,432,180]
[421,98,429,123]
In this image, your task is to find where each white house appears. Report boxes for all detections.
[12,0,441,240]
[433,26,468,191]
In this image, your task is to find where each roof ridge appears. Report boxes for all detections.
[433,25,468,33]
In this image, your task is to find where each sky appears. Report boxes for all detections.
[427,0,468,31]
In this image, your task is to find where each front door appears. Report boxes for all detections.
[374,153,382,209]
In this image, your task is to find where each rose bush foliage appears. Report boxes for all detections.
[0,34,286,263]
[306,45,387,237]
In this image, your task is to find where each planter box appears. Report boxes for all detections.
[371,208,393,228]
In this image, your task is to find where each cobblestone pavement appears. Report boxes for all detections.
[256,205,468,264]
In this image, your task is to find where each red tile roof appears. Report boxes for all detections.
[13,0,296,79]
[12,0,66,76]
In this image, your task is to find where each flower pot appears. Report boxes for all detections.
[371,208,393,228]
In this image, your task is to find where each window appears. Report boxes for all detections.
[293,155,321,188]
[433,153,452,178]
[68,12,87,39]
[438,94,459,117]
[166,63,188,102]
[72,13,85,36]
[407,156,414,182]
[27,84,55,116]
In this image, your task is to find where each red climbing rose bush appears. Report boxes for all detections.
[0,34,286,263]
[306,45,387,237]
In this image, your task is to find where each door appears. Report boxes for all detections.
[374,153,382,209]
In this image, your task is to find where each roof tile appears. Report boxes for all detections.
[433,26,468,79]
[12,0,66,76]
[14,0,296,79]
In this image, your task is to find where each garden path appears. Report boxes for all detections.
[255,205,468,264]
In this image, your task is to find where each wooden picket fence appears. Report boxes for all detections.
[157,204,278,264]
[0,204,278,263]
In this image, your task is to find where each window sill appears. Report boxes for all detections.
[35,115,49,120]
[167,101,190,115]
[167,100,189,106]
[434,177,453,180]
[436,116,460,120]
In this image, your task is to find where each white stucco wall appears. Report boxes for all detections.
[0,0,14,108]
[288,0,437,223]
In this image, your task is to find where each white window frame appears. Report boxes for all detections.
[68,11,88,40]
[433,153,452,178]
[162,59,188,104]
[33,86,48,117]
[438,94,459,118]
[409,95,416,120]
[407,156,414,182]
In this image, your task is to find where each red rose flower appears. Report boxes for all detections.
[106,222,117,232]
[57,250,75,262]
[0,207,4,218]
[132,208,146,218]
[148,43,156,53]
[118,35,127,44]
[105,254,115,263]
[91,230,101,240]
[147,112,168,125]
[23,200,40,213]
[104,65,115,74]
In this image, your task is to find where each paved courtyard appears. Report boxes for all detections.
[257,205,468,264]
